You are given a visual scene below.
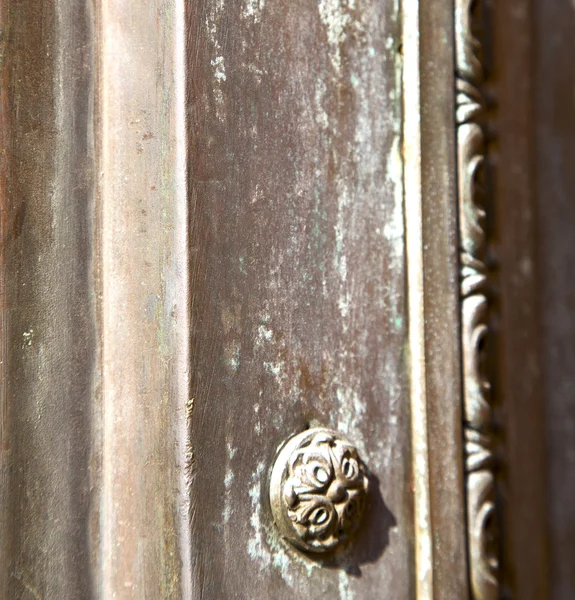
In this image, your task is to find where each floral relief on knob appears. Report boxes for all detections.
[269,428,369,553]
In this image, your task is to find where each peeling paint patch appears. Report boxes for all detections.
[318,0,352,74]
[263,360,287,392]
[257,324,273,343]
[227,442,237,460]
[337,287,351,320]
[243,0,265,23]
[335,386,366,446]
[247,461,272,569]
[210,55,226,120]
[333,176,352,329]
[314,80,329,130]
[384,136,404,243]
[206,3,227,121]
[210,55,227,82]
[223,442,237,526]
[253,403,261,434]
[247,461,318,588]
[224,342,241,373]
[317,0,363,75]
[339,570,355,600]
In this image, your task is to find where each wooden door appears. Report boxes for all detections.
[0,0,561,598]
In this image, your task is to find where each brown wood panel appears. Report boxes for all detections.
[0,0,480,597]
[0,1,191,597]
[0,1,96,597]
[186,1,412,597]
[98,0,189,596]
[420,2,469,597]
[534,0,575,597]
[491,0,550,597]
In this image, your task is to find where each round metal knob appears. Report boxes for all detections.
[269,427,369,553]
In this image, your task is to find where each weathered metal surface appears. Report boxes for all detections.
[186,0,412,597]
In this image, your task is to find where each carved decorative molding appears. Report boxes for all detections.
[269,428,369,553]
[455,1,500,598]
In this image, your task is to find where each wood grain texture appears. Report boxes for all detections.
[419,2,469,597]
[0,1,95,597]
[0,1,191,598]
[99,0,189,596]
[0,0,478,597]
[534,0,575,597]
[491,0,550,598]
[186,0,412,597]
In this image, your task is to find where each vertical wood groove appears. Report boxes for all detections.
[403,1,435,597]
[99,0,189,596]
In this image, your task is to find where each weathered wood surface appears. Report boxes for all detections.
[0,0,474,598]
[0,0,190,597]
[99,0,189,597]
[419,3,468,597]
[186,0,412,597]
[533,0,575,596]
[492,0,550,597]
[0,2,96,598]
